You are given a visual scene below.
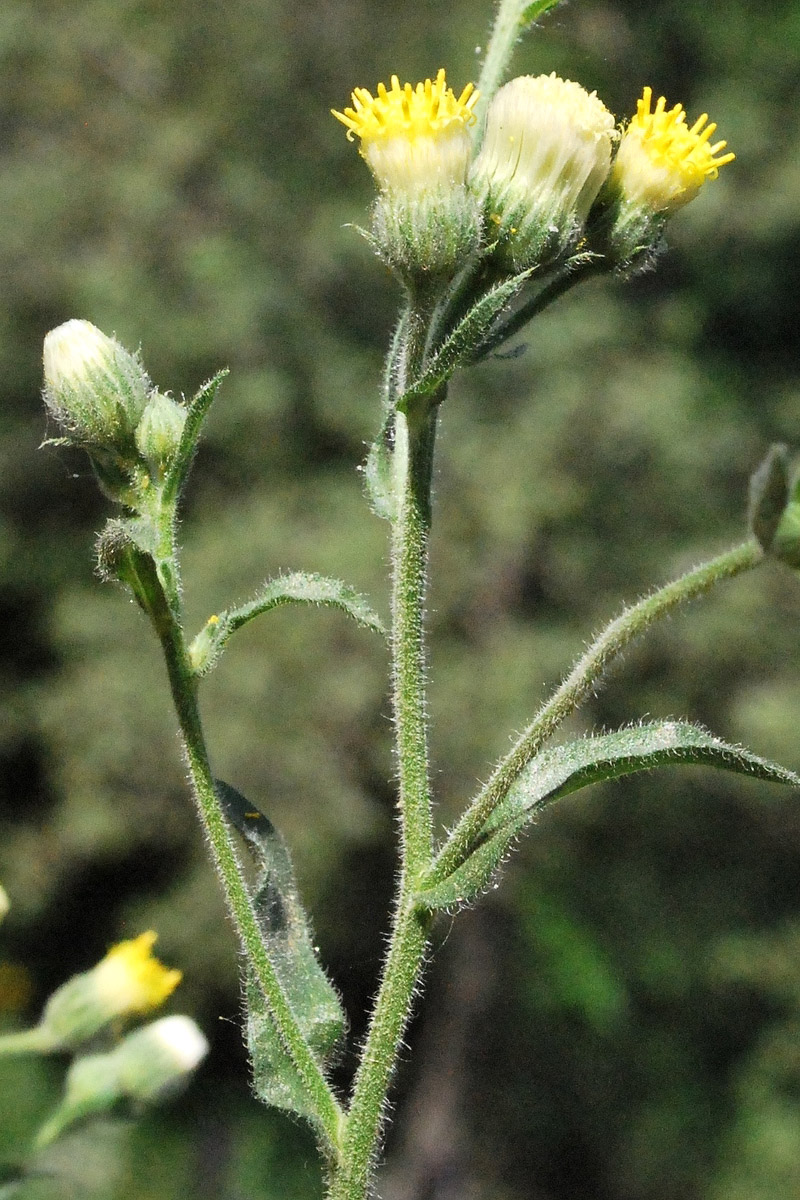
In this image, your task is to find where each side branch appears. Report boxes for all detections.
[430,538,764,884]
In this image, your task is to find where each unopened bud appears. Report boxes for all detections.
[115,1014,209,1102]
[135,391,187,474]
[470,73,616,271]
[43,320,151,452]
[36,1015,208,1146]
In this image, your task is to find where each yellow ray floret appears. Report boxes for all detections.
[614,86,734,211]
[93,931,182,1016]
[332,69,478,145]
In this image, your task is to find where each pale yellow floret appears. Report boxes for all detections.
[471,73,617,220]
[613,86,735,212]
[92,932,182,1017]
[469,73,617,266]
[333,69,478,194]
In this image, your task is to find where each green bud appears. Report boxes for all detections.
[134,391,187,474]
[114,1015,209,1102]
[36,1052,124,1146]
[36,1015,208,1146]
[42,320,151,452]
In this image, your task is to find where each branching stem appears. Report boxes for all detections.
[430,538,764,883]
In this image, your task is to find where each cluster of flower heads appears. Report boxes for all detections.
[333,69,733,278]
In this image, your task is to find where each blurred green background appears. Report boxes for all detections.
[2,0,800,1196]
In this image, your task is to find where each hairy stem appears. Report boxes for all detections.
[329,309,438,1199]
[473,0,561,135]
[156,611,344,1154]
[431,538,764,883]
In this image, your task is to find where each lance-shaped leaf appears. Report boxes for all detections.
[395,270,533,412]
[416,722,800,910]
[216,781,347,1120]
[161,369,228,508]
[189,570,385,674]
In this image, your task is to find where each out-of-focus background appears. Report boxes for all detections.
[1,0,800,1196]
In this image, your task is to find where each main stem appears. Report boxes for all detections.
[156,608,344,1153]
[329,317,438,1199]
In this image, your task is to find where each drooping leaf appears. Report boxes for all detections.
[216,781,347,1120]
[416,722,800,910]
[748,443,789,553]
[395,271,533,412]
[488,721,800,832]
[189,571,385,674]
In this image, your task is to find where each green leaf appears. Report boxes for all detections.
[216,781,347,1120]
[395,270,533,412]
[188,570,385,674]
[161,369,228,508]
[416,722,800,910]
[520,0,562,28]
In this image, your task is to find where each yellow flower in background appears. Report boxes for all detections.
[40,931,182,1049]
[333,69,478,194]
[92,932,182,1017]
[612,86,734,213]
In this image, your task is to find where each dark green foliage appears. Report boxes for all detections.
[748,443,789,553]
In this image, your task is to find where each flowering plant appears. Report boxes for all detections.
[17,0,800,1197]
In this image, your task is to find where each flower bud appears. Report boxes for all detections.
[333,70,481,280]
[38,932,182,1050]
[0,884,8,925]
[470,73,617,271]
[36,1015,208,1146]
[134,391,187,474]
[600,88,734,266]
[43,320,151,452]
[115,1014,209,1102]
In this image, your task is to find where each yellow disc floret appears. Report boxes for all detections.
[333,69,477,145]
[612,86,735,213]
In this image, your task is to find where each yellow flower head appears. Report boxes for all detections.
[333,69,478,193]
[92,932,182,1017]
[40,931,183,1050]
[612,86,735,213]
